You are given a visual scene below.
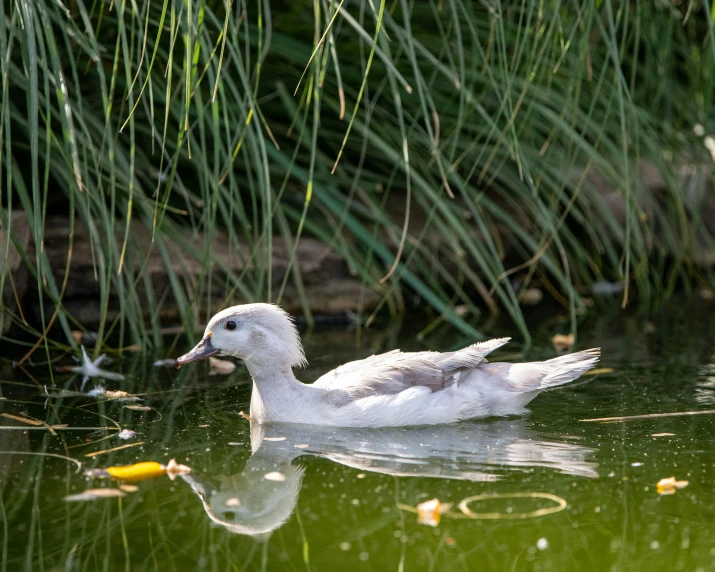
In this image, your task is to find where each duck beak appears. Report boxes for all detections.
[175,336,220,368]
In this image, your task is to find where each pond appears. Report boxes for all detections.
[1,303,714,571]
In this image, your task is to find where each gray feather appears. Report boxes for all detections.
[315,338,511,405]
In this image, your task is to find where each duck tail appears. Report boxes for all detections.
[540,348,601,388]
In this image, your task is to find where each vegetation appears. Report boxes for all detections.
[1,0,714,353]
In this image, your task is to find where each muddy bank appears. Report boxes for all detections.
[6,215,382,331]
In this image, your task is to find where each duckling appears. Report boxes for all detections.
[176,303,599,428]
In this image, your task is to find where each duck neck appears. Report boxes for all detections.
[246,360,316,423]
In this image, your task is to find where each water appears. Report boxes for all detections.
[1,305,714,571]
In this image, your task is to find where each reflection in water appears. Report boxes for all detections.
[181,420,597,536]
[695,363,715,404]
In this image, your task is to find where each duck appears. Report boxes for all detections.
[175,303,600,428]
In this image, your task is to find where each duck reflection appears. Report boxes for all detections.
[181,420,597,536]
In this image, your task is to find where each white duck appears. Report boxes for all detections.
[175,303,599,428]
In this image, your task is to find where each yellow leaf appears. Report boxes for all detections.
[416,498,452,527]
[84,459,190,482]
[656,476,688,495]
[552,333,575,352]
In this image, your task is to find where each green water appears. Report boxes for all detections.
[1,306,714,571]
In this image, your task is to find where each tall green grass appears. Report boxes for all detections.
[1,0,714,352]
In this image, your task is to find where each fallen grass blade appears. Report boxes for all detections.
[581,410,715,423]
[85,442,145,458]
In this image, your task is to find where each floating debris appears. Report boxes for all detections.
[86,459,191,482]
[699,288,714,300]
[552,333,575,352]
[583,368,614,376]
[103,390,135,400]
[264,437,286,442]
[153,359,177,367]
[592,281,624,296]
[417,498,452,527]
[64,488,126,502]
[581,410,715,423]
[61,346,125,389]
[1,412,43,427]
[263,472,286,482]
[398,492,567,522]
[1,413,57,435]
[453,305,469,317]
[117,429,136,440]
[294,444,310,449]
[651,433,675,437]
[209,357,236,376]
[71,330,99,346]
[124,405,152,411]
[87,461,164,481]
[164,459,192,480]
[86,387,140,402]
[520,288,543,306]
[656,477,689,495]
[119,484,139,493]
[85,442,145,458]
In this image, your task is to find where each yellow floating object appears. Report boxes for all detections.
[656,476,688,495]
[105,462,166,482]
[85,459,191,483]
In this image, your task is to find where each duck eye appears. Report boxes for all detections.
[225,320,237,331]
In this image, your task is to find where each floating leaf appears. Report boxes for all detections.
[552,333,575,352]
[64,488,126,502]
[164,459,192,481]
[520,288,543,306]
[656,477,688,495]
[87,461,164,481]
[85,459,191,482]
[416,498,452,527]
[209,357,237,376]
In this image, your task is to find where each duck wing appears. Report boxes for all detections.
[313,338,511,406]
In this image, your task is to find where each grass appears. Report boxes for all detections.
[1,0,714,354]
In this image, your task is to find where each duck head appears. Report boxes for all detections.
[175,303,307,370]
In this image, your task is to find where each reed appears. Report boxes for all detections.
[1,0,713,352]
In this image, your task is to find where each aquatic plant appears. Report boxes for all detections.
[1,0,714,352]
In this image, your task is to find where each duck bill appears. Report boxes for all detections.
[175,337,220,368]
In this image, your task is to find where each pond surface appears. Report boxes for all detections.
[1,304,714,571]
